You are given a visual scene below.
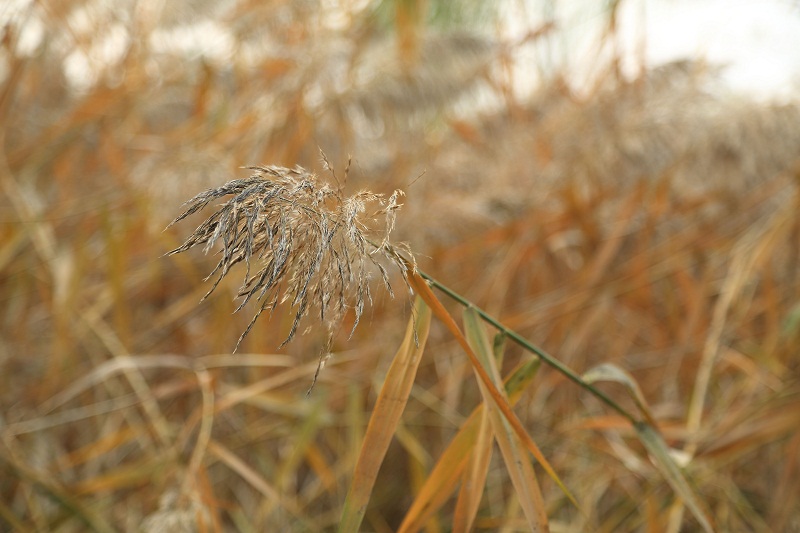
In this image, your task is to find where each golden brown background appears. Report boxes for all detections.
[1,1,799,531]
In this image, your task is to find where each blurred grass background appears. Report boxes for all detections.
[1,0,799,531]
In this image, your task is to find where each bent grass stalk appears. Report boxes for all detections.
[168,165,714,532]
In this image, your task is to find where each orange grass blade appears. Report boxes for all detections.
[71,456,170,495]
[61,426,139,467]
[406,270,576,507]
[337,296,432,533]
[463,307,548,531]
[305,444,337,491]
[452,397,493,533]
[454,324,504,533]
[398,408,476,533]
[398,358,540,533]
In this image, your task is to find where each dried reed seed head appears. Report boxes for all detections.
[167,165,412,350]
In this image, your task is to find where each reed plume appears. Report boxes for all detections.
[167,164,411,350]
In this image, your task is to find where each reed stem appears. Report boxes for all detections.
[413,266,638,424]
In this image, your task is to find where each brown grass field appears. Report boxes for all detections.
[2,1,800,532]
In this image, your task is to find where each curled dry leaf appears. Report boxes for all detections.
[167,165,413,350]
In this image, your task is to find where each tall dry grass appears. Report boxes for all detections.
[2,1,800,532]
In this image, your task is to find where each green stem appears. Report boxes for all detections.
[415,268,638,425]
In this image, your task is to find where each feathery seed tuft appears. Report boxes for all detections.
[167,165,413,350]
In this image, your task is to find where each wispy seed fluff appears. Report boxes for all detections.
[167,165,413,351]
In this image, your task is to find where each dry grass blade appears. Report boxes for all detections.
[405,268,576,506]
[686,195,797,455]
[452,390,493,533]
[582,363,657,427]
[0,444,115,533]
[338,297,432,533]
[3,0,799,529]
[167,165,411,349]
[582,363,714,530]
[398,358,540,533]
[635,424,715,533]
[453,331,507,533]
[463,307,549,531]
[205,440,306,521]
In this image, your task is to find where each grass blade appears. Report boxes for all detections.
[0,445,116,533]
[405,269,576,507]
[583,362,657,426]
[463,307,549,531]
[454,333,507,531]
[398,358,540,533]
[337,296,432,532]
[634,423,716,533]
[583,362,714,531]
[452,383,493,533]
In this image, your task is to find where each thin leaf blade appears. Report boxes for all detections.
[463,307,549,532]
[635,423,715,533]
[338,297,432,533]
[398,358,541,533]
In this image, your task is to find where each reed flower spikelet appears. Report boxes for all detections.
[167,165,412,350]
